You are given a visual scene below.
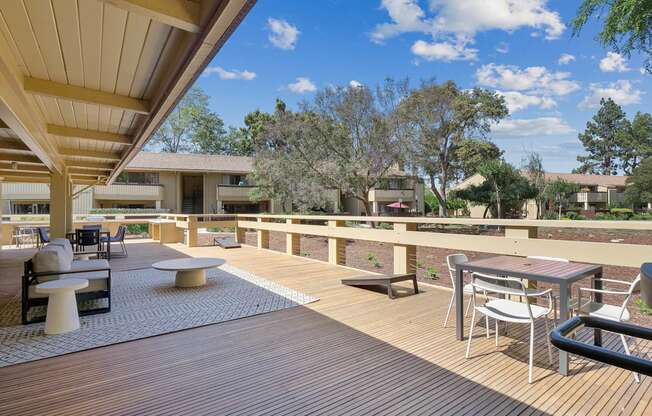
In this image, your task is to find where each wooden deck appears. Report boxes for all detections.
[0,239,650,415]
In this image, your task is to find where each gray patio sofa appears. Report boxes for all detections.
[21,238,111,324]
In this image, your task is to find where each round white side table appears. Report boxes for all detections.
[152,258,225,287]
[35,278,88,335]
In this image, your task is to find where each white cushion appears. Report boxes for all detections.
[579,302,630,322]
[477,298,549,323]
[48,238,74,264]
[71,259,109,272]
[32,245,71,282]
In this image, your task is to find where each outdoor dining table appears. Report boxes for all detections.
[455,255,603,376]
[66,229,112,260]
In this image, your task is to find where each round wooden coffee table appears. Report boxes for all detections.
[152,258,225,287]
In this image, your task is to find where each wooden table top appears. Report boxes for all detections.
[459,255,602,283]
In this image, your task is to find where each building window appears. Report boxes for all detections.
[11,202,49,215]
[226,175,250,186]
[116,172,159,185]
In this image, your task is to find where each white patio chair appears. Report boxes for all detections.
[527,256,569,324]
[445,254,492,338]
[465,273,554,384]
[576,274,642,383]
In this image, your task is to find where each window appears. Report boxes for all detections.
[226,175,250,186]
[116,172,159,185]
[11,202,49,215]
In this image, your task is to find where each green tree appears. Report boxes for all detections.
[453,161,536,219]
[624,157,652,205]
[618,112,652,174]
[147,87,212,153]
[252,82,406,215]
[543,179,581,219]
[191,112,227,154]
[522,152,547,219]
[399,81,508,217]
[576,98,629,175]
[572,0,652,73]
[452,139,503,180]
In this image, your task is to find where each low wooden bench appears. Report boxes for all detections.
[213,237,241,249]
[341,274,419,299]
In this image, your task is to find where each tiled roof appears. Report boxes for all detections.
[542,172,627,187]
[126,152,253,173]
[127,152,414,177]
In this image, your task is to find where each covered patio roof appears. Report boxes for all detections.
[0,0,254,185]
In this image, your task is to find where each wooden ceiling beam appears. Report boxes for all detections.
[24,77,150,115]
[66,161,116,170]
[68,168,111,176]
[0,119,8,129]
[0,163,50,173]
[99,0,200,33]
[0,154,44,164]
[0,170,50,179]
[59,148,122,161]
[0,175,50,183]
[47,125,133,146]
[0,140,30,151]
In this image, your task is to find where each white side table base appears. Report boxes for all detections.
[35,278,88,335]
[175,269,207,287]
[45,291,81,334]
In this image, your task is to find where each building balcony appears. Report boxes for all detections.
[369,188,414,202]
[1,183,50,200]
[94,184,164,201]
[570,192,608,204]
[217,185,256,201]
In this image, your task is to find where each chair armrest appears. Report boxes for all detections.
[579,287,629,296]
[28,267,110,279]
[593,278,632,286]
[527,288,553,297]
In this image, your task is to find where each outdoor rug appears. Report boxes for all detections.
[0,264,318,367]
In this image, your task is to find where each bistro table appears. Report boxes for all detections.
[66,229,112,260]
[455,255,603,376]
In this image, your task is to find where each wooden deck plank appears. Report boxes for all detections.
[0,239,649,415]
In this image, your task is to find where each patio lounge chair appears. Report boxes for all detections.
[100,226,128,258]
[36,227,49,248]
[342,273,418,299]
[21,238,111,324]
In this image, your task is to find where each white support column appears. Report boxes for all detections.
[327,220,346,265]
[393,223,417,275]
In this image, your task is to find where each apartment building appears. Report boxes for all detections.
[452,171,627,218]
[1,152,424,216]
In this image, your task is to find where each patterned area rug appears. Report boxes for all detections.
[0,264,318,367]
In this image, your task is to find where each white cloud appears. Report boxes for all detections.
[599,52,629,72]
[371,0,565,45]
[202,66,256,80]
[267,18,299,50]
[370,0,430,43]
[411,39,478,62]
[558,53,575,65]
[349,80,363,88]
[579,80,643,109]
[476,63,580,96]
[288,77,316,93]
[492,117,575,137]
[497,90,556,113]
[496,42,509,54]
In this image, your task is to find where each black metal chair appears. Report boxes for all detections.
[100,225,128,257]
[75,228,102,254]
[82,224,102,230]
[36,227,49,248]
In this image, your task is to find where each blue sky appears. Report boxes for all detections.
[194,0,651,173]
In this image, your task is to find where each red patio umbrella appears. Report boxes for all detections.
[386,201,409,209]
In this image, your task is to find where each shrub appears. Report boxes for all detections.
[89,208,170,214]
[424,266,438,279]
[543,211,559,220]
[126,223,148,235]
[635,298,652,315]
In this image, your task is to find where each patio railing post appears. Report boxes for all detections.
[328,220,346,265]
[187,216,198,248]
[393,222,417,275]
[505,225,539,298]
[257,218,270,249]
[235,218,246,244]
[286,218,300,255]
